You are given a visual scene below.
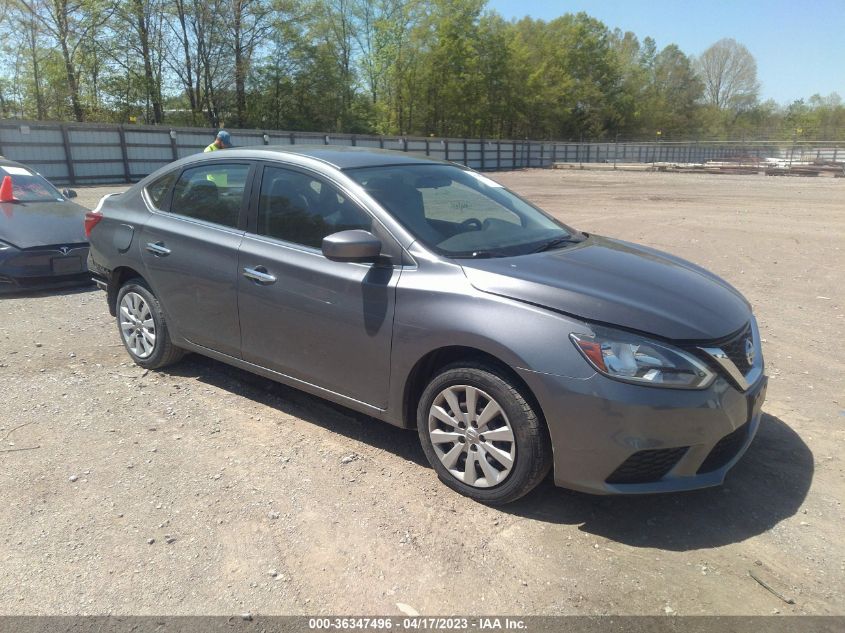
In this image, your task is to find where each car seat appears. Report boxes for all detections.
[364,176,441,244]
[178,180,229,224]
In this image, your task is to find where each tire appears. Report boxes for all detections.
[417,362,552,505]
[116,277,185,369]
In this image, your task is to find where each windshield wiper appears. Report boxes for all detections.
[451,250,507,259]
[531,234,586,253]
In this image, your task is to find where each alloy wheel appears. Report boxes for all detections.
[428,385,516,488]
[119,291,156,359]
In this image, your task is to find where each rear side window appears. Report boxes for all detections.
[257,166,371,248]
[170,163,250,228]
[145,171,177,209]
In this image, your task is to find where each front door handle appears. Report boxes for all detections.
[145,242,171,256]
[243,266,277,284]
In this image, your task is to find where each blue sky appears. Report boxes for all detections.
[486,0,845,104]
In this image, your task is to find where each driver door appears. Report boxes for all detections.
[237,164,402,408]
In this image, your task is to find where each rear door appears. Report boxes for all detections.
[139,161,254,358]
[237,163,402,408]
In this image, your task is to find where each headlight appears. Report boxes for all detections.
[0,240,16,251]
[570,325,715,389]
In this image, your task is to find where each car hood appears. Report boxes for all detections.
[0,199,89,248]
[460,235,751,341]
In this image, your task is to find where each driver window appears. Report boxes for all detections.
[257,167,372,248]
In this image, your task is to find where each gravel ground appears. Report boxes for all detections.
[0,169,842,616]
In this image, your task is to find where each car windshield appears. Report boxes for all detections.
[346,164,576,258]
[0,165,64,202]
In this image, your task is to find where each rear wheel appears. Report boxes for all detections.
[116,278,184,369]
[417,363,551,505]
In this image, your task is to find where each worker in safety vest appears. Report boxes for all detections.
[204,130,232,152]
[203,130,232,187]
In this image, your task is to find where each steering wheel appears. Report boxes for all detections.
[460,218,483,232]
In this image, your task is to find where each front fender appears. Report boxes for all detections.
[386,257,594,426]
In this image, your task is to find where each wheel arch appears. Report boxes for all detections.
[107,265,147,316]
[402,345,545,432]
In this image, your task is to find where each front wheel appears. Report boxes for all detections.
[116,278,184,369]
[417,363,552,505]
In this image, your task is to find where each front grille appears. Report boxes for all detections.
[11,272,91,288]
[697,423,750,473]
[606,447,689,484]
[6,246,88,269]
[19,243,88,252]
[721,324,753,374]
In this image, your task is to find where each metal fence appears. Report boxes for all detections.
[1,119,843,185]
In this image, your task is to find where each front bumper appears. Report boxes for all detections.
[518,367,767,495]
[0,245,91,292]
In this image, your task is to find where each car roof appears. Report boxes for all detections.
[0,157,30,170]
[212,145,451,170]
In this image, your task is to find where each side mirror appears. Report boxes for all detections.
[322,230,382,263]
[62,188,78,199]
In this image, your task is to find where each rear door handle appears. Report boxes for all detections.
[145,242,171,256]
[243,266,277,284]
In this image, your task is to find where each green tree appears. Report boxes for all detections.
[16,0,115,121]
[510,12,625,139]
[642,45,703,137]
[1,0,842,142]
[416,0,486,136]
[109,0,168,123]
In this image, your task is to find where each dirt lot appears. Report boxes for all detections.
[0,169,842,616]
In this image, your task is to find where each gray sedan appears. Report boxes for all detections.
[87,147,767,504]
[0,158,89,291]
